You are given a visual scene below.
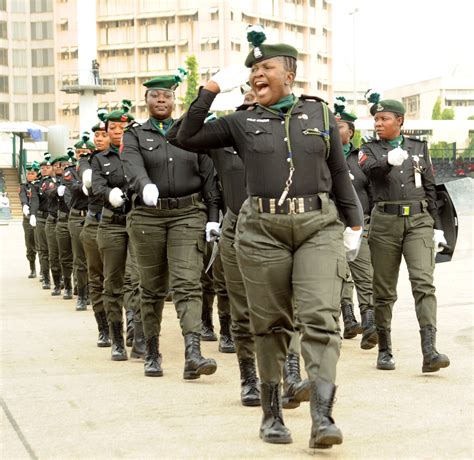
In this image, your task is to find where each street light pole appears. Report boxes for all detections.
[349,8,359,114]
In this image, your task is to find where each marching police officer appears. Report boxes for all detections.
[121,73,220,380]
[359,95,450,373]
[91,101,135,361]
[19,162,40,278]
[170,26,362,448]
[79,126,111,347]
[334,98,377,349]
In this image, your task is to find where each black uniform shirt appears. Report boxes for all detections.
[359,137,440,227]
[19,181,39,210]
[122,119,221,222]
[62,165,88,211]
[346,144,372,216]
[78,152,105,214]
[91,146,130,214]
[32,178,49,214]
[171,88,360,227]
[40,175,59,216]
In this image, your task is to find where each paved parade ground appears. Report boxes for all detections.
[1,214,473,459]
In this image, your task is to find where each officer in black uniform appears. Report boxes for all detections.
[121,72,221,380]
[64,144,90,311]
[92,101,135,362]
[169,26,362,448]
[359,95,450,373]
[334,97,377,349]
[31,155,53,289]
[79,125,111,347]
[19,161,40,278]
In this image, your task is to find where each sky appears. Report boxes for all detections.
[332,0,473,91]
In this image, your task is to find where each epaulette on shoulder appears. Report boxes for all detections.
[404,136,426,143]
[125,121,141,132]
[300,94,327,104]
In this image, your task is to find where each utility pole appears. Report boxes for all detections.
[349,8,359,114]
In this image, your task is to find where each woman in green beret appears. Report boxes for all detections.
[170,25,362,449]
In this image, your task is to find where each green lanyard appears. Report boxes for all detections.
[262,99,299,204]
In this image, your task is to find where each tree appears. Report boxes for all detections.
[181,55,199,111]
[441,108,455,120]
[352,130,362,148]
[467,115,474,120]
[432,97,442,120]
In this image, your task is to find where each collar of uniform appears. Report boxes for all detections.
[103,145,120,156]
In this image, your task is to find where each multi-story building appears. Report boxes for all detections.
[1,0,334,140]
[384,68,474,121]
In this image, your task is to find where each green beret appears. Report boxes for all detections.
[74,132,95,150]
[143,68,187,91]
[370,99,406,116]
[51,155,71,164]
[333,96,357,123]
[336,112,357,123]
[244,25,298,67]
[26,161,40,172]
[106,99,134,123]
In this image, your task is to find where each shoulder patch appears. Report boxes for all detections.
[300,94,327,104]
[358,150,368,166]
[125,121,141,132]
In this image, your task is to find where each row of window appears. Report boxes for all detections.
[0,75,55,94]
[0,102,55,121]
[9,0,53,14]
[3,21,54,41]
[9,48,54,67]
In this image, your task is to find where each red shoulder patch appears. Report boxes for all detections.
[64,171,72,181]
[119,143,124,154]
[358,151,368,166]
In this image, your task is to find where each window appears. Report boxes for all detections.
[15,103,28,121]
[211,9,219,20]
[59,20,68,32]
[31,48,54,66]
[13,22,26,40]
[0,21,7,39]
[14,76,27,94]
[0,102,9,120]
[323,0,328,9]
[10,0,26,12]
[0,75,8,93]
[231,41,241,52]
[33,102,55,121]
[0,0,6,11]
[30,0,53,13]
[0,49,7,66]
[31,22,53,40]
[33,75,54,94]
[13,49,27,66]
[402,95,420,113]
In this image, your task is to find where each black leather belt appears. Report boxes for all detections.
[382,203,423,216]
[57,211,69,221]
[37,210,48,218]
[47,214,57,224]
[70,208,88,217]
[135,192,202,210]
[257,195,322,215]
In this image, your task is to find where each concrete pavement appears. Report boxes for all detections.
[1,216,473,459]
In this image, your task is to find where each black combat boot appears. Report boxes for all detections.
[218,315,236,353]
[75,286,87,311]
[110,321,128,361]
[259,383,292,444]
[73,283,78,296]
[85,284,91,305]
[201,294,217,341]
[282,352,311,409]
[183,332,217,380]
[360,308,378,350]
[94,311,111,347]
[309,379,343,449]
[39,271,44,283]
[420,325,450,373]
[144,336,163,376]
[238,358,260,406]
[51,273,61,296]
[28,260,36,278]
[341,303,361,339]
[130,319,145,359]
[42,271,50,290]
[63,277,73,300]
[376,327,395,370]
[125,308,134,347]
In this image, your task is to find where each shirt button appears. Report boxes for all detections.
[169,158,173,162]
[148,147,153,150]
[281,121,284,125]
[284,137,288,141]
[255,130,260,134]
[401,184,405,187]
[400,170,403,173]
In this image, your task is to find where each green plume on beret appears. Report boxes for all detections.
[333,96,346,116]
[365,89,380,104]
[44,152,51,161]
[121,99,132,113]
[247,24,266,47]
[67,147,75,159]
[97,108,108,122]
[28,160,40,171]
[81,132,91,143]
[175,67,188,83]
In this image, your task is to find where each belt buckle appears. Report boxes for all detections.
[288,198,296,215]
[168,198,178,210]
[400,205,410,216]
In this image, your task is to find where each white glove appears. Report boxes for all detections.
[57,185,66,197]
[108,187,125,208]
[82,169,92,188]
[433,229,447,253]
[82,185,89,196]
[387,147,408,166]
[206,222,221,242]
[211,65,250,93]
[23,204,30,217]
[343,227,363,252]
[29,215,36,227]
[142,184,159,206]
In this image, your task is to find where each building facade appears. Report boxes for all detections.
[1,0,334,140]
